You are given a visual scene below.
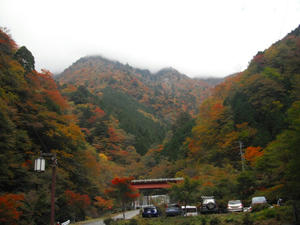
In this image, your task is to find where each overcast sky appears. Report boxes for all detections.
[1,0,300,77]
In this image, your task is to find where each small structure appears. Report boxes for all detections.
[131,178,183,208]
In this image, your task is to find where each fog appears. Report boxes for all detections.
[1,0,300,77]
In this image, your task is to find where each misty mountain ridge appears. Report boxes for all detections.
[57,55,222,119]
[59,55,224,81]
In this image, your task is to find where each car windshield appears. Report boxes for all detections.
[252,197,267,204]
[203,199,215,204]
[144,207,156,211]
[229,200,241,204]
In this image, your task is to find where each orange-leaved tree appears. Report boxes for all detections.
[244,146,263,166]
[105,177,139,219]
[94,196,113,211]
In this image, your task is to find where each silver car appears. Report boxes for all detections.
[227,200,243,212]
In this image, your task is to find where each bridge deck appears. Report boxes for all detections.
[131,177,183,190]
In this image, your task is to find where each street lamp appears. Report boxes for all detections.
[34,157,45,172]
[35,152,57,225]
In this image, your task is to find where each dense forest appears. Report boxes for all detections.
[0,23,299,225]
[174,25,300,216]
[57,56,221,155]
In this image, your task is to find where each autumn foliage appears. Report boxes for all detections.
[65,190,91,208]
[1,22,300,224]
[94,196,113,210]
[0,193,24,225]
[244,146,263,165]
[105,177,139,218]
[106,177,139,200]
[184,24,300,205]
[0,28,17,54]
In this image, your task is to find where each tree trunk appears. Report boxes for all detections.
[122,202,125,219]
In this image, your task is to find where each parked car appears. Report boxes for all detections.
[227,200,243,212]
[250,196,268,212]
[165,204,183,216]
[142,206,160,217]
[200,196,219,214]
[182,205,198,216]
[243,206,251,212]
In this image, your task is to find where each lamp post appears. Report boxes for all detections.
[34,152,57,225]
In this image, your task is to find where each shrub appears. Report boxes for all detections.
[225,217,234,223]
[104,217,114,225]
[264,208,276,218]
[128,218,138,225]
[251,203,269,212]
[242,213,253,225]
[180,221,191,225]
[210,217,220,225]
[201,217,207,225]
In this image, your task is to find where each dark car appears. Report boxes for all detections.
[142,206,160,217]
[200,196,219,214]
[165,204,183,217]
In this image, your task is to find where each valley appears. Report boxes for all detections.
[0,24,299,225]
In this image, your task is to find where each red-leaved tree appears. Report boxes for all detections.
[65,190,91,221]
[0,193,24,225]
[105,177,139,219]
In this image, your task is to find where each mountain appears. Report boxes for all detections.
[0,28,154,224]
[56,56,221,154]
[0,28,123,223]
[57,56,220,119]
[181,25,300,203]
[1,22,300,225]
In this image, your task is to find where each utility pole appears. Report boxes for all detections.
[50,154,57,225]
[239,141,245,172]
[34,152,57,225]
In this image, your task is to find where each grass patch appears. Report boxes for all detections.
[251,205,293,222]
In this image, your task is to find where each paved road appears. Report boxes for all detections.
[113,209,140,220]
[79,209,140,225]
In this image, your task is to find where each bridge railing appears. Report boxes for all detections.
[131,177,183,184]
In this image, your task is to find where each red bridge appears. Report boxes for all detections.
[131,178,183,208]
[131,178,183,190]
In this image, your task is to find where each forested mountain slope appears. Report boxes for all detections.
[56,56,221,154]
[58,56,217,119]
[0,28,137,224]
[177,25,300,204]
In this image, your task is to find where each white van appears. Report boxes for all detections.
[181,205,198,216]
